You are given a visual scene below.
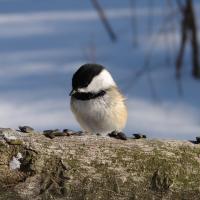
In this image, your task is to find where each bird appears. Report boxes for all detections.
[70,63,127,139]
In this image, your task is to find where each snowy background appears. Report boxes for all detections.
[0,0,200,139]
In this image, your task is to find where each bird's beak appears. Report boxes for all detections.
[69,89,76,96]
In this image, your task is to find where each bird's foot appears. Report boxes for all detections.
[108,131,127,140]
[43,129,85,139]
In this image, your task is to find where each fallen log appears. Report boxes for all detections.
[0,128,200,200]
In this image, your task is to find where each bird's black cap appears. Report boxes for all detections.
[72,63,104,90]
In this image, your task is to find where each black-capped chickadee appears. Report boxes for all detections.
[70,63,127,138]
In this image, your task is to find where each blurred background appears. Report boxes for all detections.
[0,0,199,139]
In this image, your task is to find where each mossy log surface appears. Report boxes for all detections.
[0,129,200,200]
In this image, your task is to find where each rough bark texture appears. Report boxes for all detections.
[1,128,200,200]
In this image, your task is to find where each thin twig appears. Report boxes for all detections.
[91,0,117,42]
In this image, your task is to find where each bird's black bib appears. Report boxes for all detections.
[73,90,106,101]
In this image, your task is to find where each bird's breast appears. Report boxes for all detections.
[70,89,127,134]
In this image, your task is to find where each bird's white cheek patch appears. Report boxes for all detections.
[78,69,116,93]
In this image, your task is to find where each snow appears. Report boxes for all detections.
[0,0,199,140]
[9,152,23,170]
[3,134,17,140]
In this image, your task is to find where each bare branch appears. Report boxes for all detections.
[91,0,117,42]
[176,0,200,79]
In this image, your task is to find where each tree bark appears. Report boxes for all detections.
[1,128,200,200]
